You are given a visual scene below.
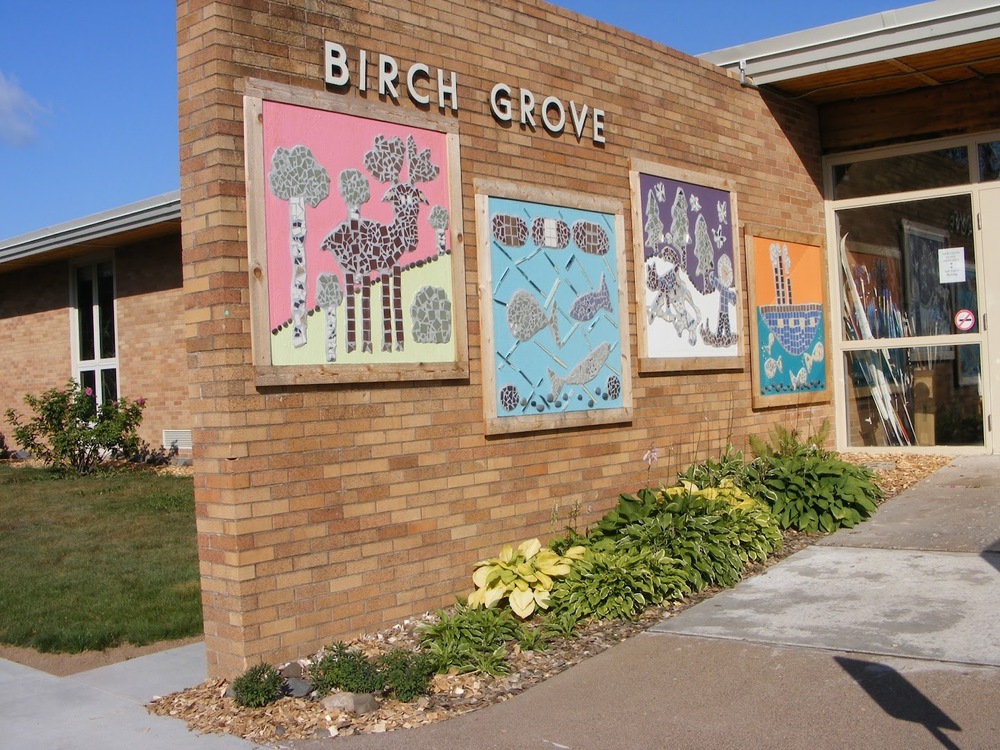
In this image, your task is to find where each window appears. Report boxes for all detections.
[72,260,118,404]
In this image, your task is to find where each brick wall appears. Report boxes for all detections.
[0,261,72,440]
[177,0,833,676]
[0,237,191,456]
[116,236,192,452]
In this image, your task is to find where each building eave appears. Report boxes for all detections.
[0,191,181,269]
[699,0,1000,86]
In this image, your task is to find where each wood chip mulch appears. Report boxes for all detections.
[146,452,952,743]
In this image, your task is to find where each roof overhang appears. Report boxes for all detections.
[0,191,181,272]
[699,1,1000,104]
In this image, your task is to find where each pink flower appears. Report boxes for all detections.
[136,397,146,407]
[84,387,94,397]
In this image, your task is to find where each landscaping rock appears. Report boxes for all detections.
[284,677,312,698]
[321,692,378,714]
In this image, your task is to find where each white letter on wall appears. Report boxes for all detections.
[570,101,589,140]
[324,41,349,86]
[407,63,430,105]
[379,54,399,100]
[593,108,606,144]
[520,88,536,129]
[490,83,512,122]
[541,96,566,134]
[438,69,458,111]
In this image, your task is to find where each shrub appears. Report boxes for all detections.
[609,488,782,591]
[309,642,386,696]
[4,381,146,475]
[378,649,435,702]
[418,604,526,676]
[748,453,883,533]
[231,662,285,708]
[0,432,10,459]
[467,538,584,618]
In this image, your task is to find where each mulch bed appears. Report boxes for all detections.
[146,452,952,743]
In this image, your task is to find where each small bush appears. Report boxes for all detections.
[748,453,883,533]
[5,381,146,475]
[0,432,10,460]
[309,642,385,696]
[378,650,435,702]
[550,547,690,622]
[418,604,525,676]
[231,662,285,708]
[749,421,832,459]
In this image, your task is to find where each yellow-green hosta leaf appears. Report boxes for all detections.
[509,587,536,618]
[498,544,514,564]
[536,561,571,576]
[533,589,551,609]
[472,564,493,588]
[467,588,485,608]
[483,584,506,609]
[514,579,529,592]
[518,538,542,560]
[534,569,553,589]
[563,545,587,560]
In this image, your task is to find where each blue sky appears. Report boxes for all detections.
[0,0,906,241]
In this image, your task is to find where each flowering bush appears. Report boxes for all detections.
[5,381,146,475]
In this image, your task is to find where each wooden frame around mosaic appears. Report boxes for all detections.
[475,180,633,435]
[744,225,830,409]
[243,79,469,387]
[628,159,745,374]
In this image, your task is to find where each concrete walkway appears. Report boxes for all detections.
[288,455,1000,750]
[2,456,998,749]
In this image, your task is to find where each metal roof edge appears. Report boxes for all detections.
[0,191,181,267]
[698,1,1000,85]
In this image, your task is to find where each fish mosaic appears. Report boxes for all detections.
[548,341,611,400]
[569,274,613,322]
[505,288,561,346]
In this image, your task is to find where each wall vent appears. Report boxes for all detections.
[162,429,193,451]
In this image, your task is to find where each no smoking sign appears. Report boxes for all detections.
[954,308,976,331]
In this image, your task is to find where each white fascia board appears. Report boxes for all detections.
[699,1,1000,86]
[0,191,181,267]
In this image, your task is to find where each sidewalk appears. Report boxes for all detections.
[288,455,1000,749]
[2,456,998,749]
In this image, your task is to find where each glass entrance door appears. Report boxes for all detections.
[835,194,986,449]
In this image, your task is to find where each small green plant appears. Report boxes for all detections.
[468,538,584,618]
[550,547,690,622]
[748,453,882,533]
[418,604,524,676]
[309,642,385,696]
[5,381,146,475]
[749,420,832,459]
[0,432,11,459]
[378,649,435,702]
[540,609,580,639]
[678,444,754,489]
[514,622,550,652]
[231,662,285,708]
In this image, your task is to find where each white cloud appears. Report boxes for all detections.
[0,72,46,147]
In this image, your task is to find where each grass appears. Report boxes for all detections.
[0,462,202,653]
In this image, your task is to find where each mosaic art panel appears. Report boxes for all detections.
[632,166,743,370]
[747,230,829,408]
[480,193,630,432]
[257,99,460,371]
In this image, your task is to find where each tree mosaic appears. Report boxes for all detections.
[482,194,630,432]
[634,169,740,365]
[255,98,460,374]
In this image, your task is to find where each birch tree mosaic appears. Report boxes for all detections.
[478,188,631,434]
[250,96,464,378]
[630,163,743,371]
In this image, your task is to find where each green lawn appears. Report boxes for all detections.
[0,463,202,653]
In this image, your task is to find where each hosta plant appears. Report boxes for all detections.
[468,538,585,618]
[418,603,525,675]
[549,547,690,622]
[748,453,882,533]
